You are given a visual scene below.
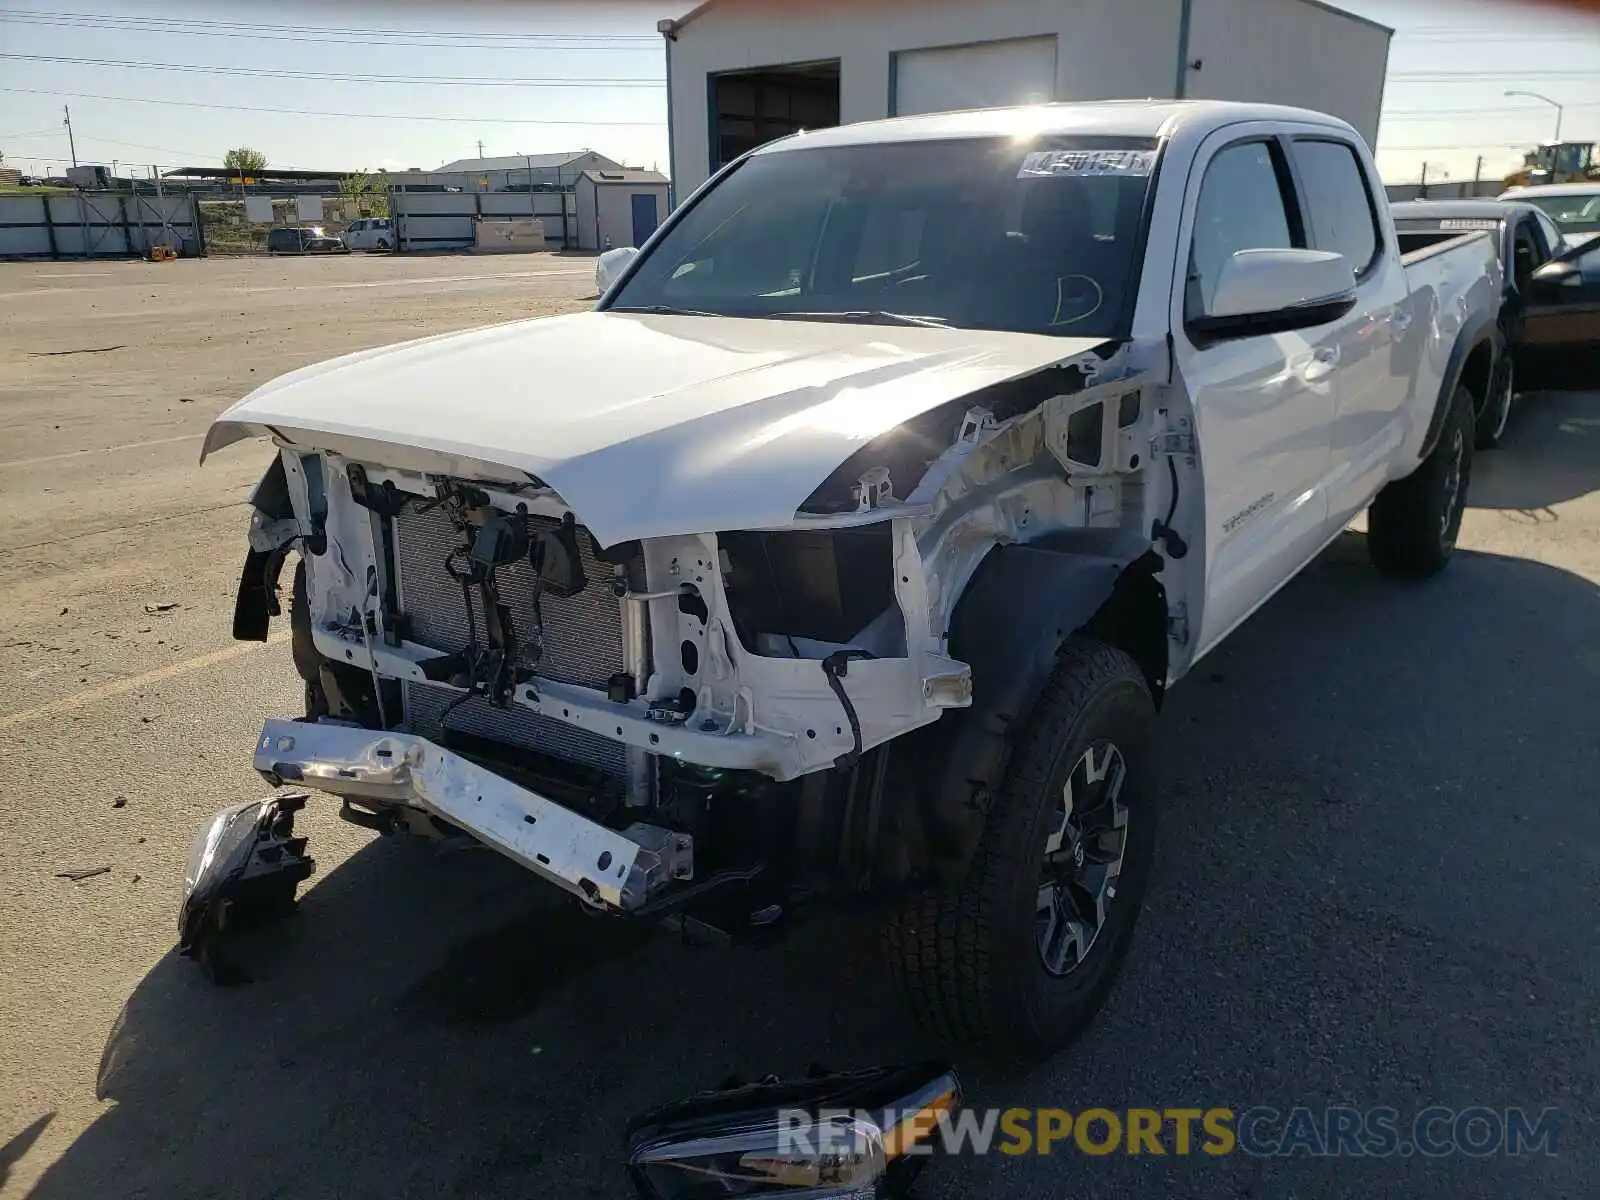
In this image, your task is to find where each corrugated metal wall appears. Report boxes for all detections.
[388,190,577,252]
[0,192,202,259]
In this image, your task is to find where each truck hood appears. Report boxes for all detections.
[205,310,1108,546]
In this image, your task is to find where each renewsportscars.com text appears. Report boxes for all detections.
[780,1105,1561,1159]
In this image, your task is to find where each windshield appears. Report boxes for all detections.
[1519,191,1600,234]
[609,136,1161,339]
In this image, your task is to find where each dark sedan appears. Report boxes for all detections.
[266,226,350,256]
[1392,199,1599,445]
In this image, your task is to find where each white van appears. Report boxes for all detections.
[342,218,395,252]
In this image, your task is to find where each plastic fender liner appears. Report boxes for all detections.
[1420,313,1499,460]
[232,457,296,642]
[898,530,1156,884]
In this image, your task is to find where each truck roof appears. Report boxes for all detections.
[752,99,1358,155]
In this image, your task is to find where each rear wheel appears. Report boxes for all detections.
[884,637,1157,1054]
[1367,385,1474,578]
[376,238,392,252]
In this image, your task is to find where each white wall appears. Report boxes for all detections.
[1184,0,1390,148]
[667,0,1185,196]
[575,176,600,250]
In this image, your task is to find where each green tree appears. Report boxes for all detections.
[338,169,389,218]
[223,147,267,175]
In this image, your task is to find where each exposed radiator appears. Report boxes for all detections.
[392,501,628,781]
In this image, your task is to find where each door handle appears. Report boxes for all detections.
[1313,347,1339,365]
[1391,310,1414,335]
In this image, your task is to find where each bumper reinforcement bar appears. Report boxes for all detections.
[252,718,691,911]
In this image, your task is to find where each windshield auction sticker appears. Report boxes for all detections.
[1019,149,1157,179]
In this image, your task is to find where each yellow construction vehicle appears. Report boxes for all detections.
[1502,141,1600,190]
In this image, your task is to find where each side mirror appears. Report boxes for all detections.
[1190,248,1358,342]
[597,245,641,296]
[625,1061,960,1199]
[1531,259,1582,288]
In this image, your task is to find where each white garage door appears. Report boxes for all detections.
[893,36,1058,117]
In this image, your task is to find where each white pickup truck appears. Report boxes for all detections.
[191,101,1502,1052]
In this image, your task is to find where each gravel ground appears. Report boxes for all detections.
[0,253,1594,1199]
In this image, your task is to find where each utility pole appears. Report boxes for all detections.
[477,139,485,158]
[1473,155,1483,193]
[63,105,78,167]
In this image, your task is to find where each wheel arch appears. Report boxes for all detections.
[883,534,1168,888]
[1421,316,1499,458]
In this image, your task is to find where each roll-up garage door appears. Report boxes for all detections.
[892,35,1058,117]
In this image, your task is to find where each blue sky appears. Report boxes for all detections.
[0,0,1596,183]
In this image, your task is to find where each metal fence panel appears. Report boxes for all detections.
[390,189,573,251]
[0,191,201,259]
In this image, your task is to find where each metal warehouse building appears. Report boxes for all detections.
[659,0,1391,198]
[397,150,625,194]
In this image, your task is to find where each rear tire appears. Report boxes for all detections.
[883,637,1157,1055]
[1367,385,1474,578]
[376,239,391,252]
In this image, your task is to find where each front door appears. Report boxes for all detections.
[1173,132,1340,659]
[631,192,659,248]
[1521,238,1600,373]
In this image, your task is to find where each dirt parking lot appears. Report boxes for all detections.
[1,253,1596,1199]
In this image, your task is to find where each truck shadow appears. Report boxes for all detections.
[29,553,1600,1199]
[1470,386,1599,513]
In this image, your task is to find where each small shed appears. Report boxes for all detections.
[574,169,672,251]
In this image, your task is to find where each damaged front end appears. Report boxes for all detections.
[196,324,1194,973]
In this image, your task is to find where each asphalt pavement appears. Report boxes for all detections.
[0,257,1595,1199]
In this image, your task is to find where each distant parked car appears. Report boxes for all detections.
[267,226,349,255]
[1392,198,1600,441]
[343,217,395,252]
[1498,182,1600,248]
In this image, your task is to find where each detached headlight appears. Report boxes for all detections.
[626,1062,959,1200]
[177,793,315,977]
[179,801,269,944]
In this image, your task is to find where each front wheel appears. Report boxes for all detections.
[884,637,1157,1054]
[1367,385,1474,578]
[376,239,392,252]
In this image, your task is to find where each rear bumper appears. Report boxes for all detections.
[252,718,691,911]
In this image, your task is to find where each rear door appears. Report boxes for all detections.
[1172,131,1340,658]
[1283,135,1406,528]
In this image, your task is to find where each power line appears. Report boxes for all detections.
[0,87,666,127]
[1382,102,1600,120]
[0,8,656,42]
[0,11,660,52]
[1390,70,1600,81]
[0,52,665,86]
[0,127,63,138]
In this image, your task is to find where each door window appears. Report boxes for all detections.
[1512,221,1545,290]
[1289,139,1381,277]
[1185,140,1298,323]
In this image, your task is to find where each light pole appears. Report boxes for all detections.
[1504,90,1563,143]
